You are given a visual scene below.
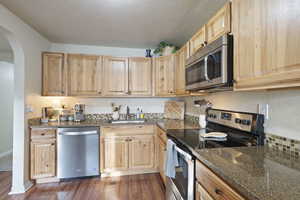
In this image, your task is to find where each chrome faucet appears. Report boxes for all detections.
[126,106,130,120]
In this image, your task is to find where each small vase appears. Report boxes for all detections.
[145,49,152,57]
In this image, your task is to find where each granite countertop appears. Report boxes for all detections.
[195,146,300,200]
[29,118,200,131]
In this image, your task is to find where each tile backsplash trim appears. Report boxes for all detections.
[266,133,300,157]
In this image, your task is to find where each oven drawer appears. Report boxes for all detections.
[196,160,245,200]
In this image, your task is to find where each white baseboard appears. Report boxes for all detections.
[9,180,33,195]
[0,149,12,159]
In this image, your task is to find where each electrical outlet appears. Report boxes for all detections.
[258,104,269,120]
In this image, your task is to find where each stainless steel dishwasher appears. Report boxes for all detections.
[57,127,100,179]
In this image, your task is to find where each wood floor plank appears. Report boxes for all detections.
[0,172,165,200]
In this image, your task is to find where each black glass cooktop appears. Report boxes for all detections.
[167,128,257,151]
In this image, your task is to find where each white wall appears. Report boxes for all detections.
[0,4,50,194]
[0,62,14,156]
[183,89,300,140]
[0,51,13,63]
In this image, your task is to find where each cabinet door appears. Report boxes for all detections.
[30,139,56,179]
[189,26,206,56]
[233,0,300,90]
[103,56,129,96]
[128,57,152,96]
[206,2,231,44]
[175,44,189,95]
[129,135,155,170]
[196,182,214,200]
[103,137,129,172]
[67,54,103,96]
[42,53,65,96]
[158,138,166,185]
[155,55,175,96]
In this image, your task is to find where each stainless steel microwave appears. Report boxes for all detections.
[185,34,233,91]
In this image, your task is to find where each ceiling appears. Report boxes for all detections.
[0,0,227,48]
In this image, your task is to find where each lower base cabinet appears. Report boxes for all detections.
[30,128,57,180]
[196,160,245,200]
[158,138,166,184]
[196,182,214,200]
[101,125,157,176]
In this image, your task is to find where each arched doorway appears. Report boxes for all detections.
[0,26,29,194]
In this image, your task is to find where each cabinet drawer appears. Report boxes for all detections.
[31,128,56,139]
[102,125,154,136]
[196,160,245,200]
[157,127,167,144]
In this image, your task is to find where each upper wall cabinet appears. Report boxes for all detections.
[103,56,129,96]
[175,44,189,95]
[154,55,175,96]
[189,26,206,56]
[67,54,103,96]
[233,0,300,91]
[189,2,231,57]
[42,53,65,96]
[206,2,231,44]
[128,57,152,96]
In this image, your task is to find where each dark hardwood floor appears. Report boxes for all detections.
[0,172,165,200]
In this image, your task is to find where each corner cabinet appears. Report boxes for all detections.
[103,56,129,96]
[67,54,103,96]
[154,55,176,96]
[233,0,300,91]
[42,53,65,96]
[175,44,189,95]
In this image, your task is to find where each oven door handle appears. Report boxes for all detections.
[175,146,192,160]
[204,56,209,81]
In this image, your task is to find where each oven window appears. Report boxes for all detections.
[186,59,206,85]
[207,50,222,80]
[171,153,189,200]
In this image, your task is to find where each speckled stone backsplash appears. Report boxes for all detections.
[266,133,300,157]
[85,113,164,120]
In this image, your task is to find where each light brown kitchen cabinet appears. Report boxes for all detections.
[196,160,245,200]
[175,44,189,95]
[206,2,231,44]
[129,135,155,169]
[101,125,157,176]
[158,137,166,185]
[154,55,175,96]
[128,57,152,96]
[67,54,103,96]
[103,137,129,172]
[103,56,129,96]
[189,26,206,56]
[30,128,56,180]
[196,182,214,200]
[42,52,65,96]
[233,0,300,91]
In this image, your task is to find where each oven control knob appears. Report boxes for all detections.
[235,118,241,124]
[241,120,251,126]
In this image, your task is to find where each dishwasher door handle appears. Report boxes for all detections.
[58,131,98,136]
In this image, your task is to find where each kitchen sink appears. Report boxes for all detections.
[109,119,146,124]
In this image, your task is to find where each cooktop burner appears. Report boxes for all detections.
[167,108,265,151]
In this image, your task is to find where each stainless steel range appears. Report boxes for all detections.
[165,108,265,200]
